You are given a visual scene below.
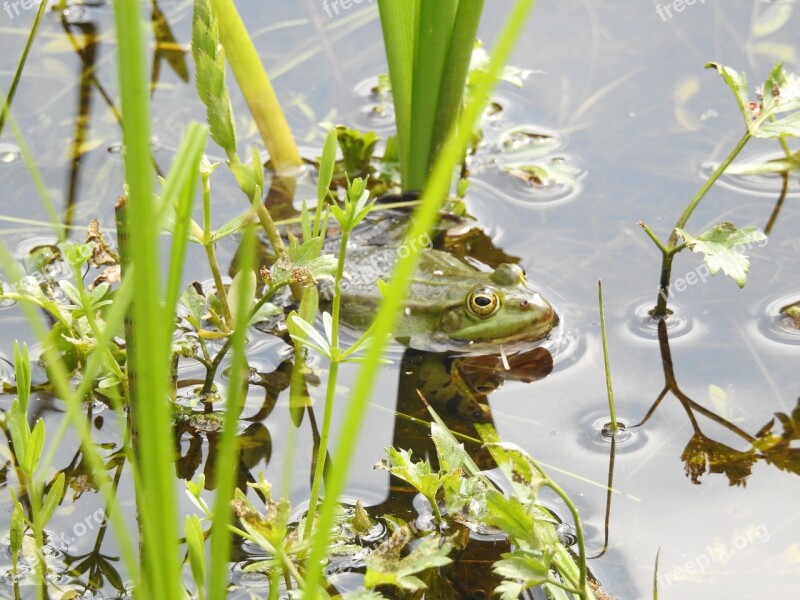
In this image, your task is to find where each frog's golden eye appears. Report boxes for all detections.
[467,287,501,318]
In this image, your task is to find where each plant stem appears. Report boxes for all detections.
[304,231,349,537]
[205,242,233,329]
[666,131,752,248]
[651,130,752,316]
[545,476,588,599]
[0,0,48,137]
[208,0,302,174]
[597,281,618,434]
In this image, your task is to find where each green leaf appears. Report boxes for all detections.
[62,241,96,269]
[431,422,469,472]
[364,527,453,591]
[752,111,800,138]
[24,419,45,474]
[726,154,800,175]
[705,63,750,126]
[271,238,337,287]
[13,342,30,414]
[184,515,206,590]
[288,314,332,359]
[484,489,536,545]
[228,268,256,327]
[380,447,443,508]
[210,213,249,243]
[58,280,83,307]
[675,223,767,288]
[317,127,338,206]
[493,551,552,592]
[180,284,207,329]
[39,472,65,526]
[9,504,25,556]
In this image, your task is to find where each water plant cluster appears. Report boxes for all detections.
[0,0,798,599]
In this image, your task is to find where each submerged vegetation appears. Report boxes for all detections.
[0,1,798,599]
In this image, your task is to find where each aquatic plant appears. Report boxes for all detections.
[640,62,800,316]
[377,0,486,191]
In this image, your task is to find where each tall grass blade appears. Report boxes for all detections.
[207,226,258,600]
[0,0,48,136]
[302,1,538,594]
[113,0,181,595]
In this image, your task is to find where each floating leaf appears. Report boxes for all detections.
[675,223,767,288]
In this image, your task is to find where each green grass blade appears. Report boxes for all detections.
[113,0,181,596]
[377,0,417,187]
[407,0,458,190]
[207,227,257,600]
[302,1,538,594]
[162,123,208,338]
[0,0,48,137]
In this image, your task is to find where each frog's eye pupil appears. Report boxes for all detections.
[467,288,500,318]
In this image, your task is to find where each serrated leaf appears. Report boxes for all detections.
[431,422,469,472]
[381,447,441,505]
[496,580,527,600]
[485,490,536,545]
[675,223,767,288]
[706,62,750,125]
[494,553,550,583]
[364,528,453,592]
[62,241,95,268]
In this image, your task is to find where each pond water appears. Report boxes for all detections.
[1,1,799,598]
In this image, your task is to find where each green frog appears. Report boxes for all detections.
[335,244,557,353]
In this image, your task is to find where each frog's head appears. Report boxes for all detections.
[438,263,557,349]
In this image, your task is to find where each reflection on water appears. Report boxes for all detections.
[0,0,800,598]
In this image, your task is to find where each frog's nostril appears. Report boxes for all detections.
[520,300,530,310]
